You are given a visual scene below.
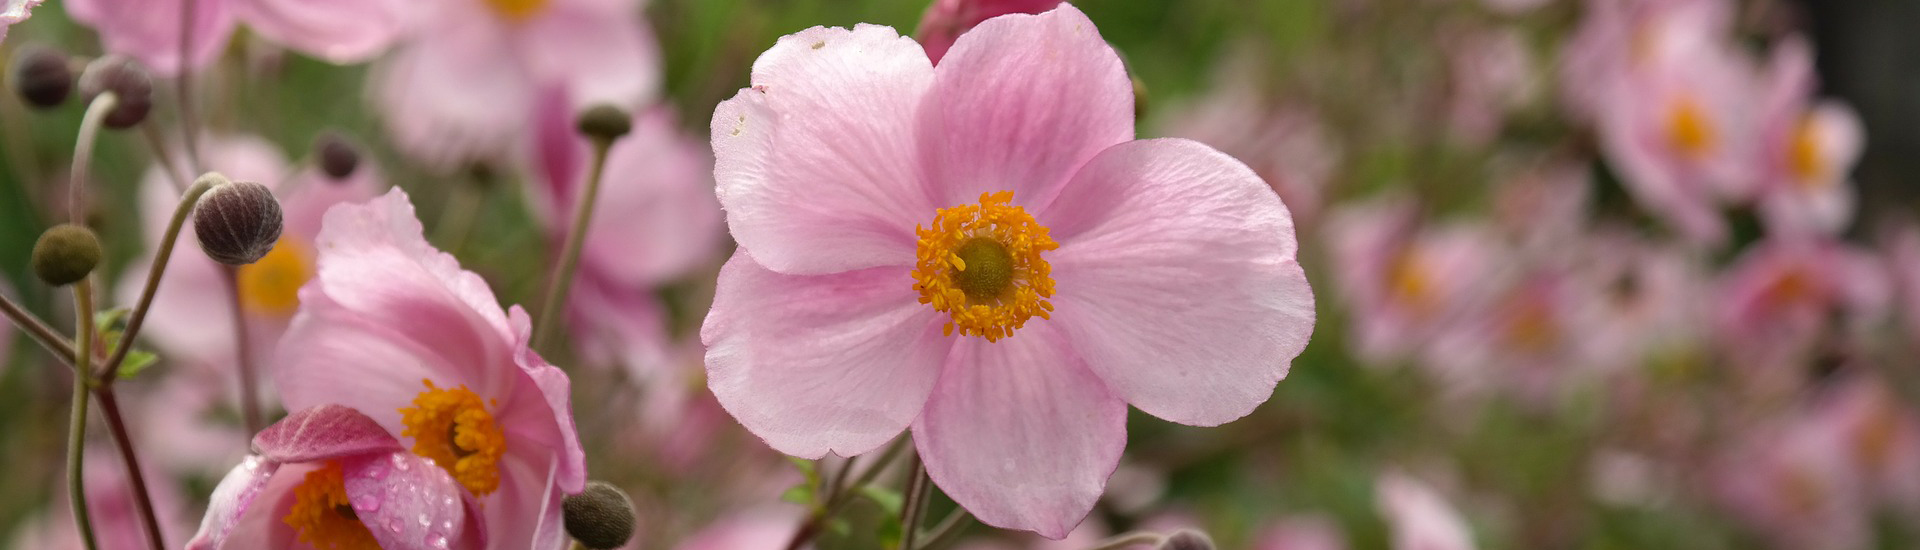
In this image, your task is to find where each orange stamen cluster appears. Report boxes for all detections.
[1666,95,1718,157]
[283,461,380,550]
[399,379,506,496]
[237,237,311,315]
[1788,115,1826,186]
[484,0,549,21]
[911,191,1058,342]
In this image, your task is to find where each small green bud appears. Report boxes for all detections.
[563,481,636,549]
[32,224,102,287]
[576,104,632,142]
[193,177,284,265]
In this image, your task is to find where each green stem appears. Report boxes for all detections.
[533,139,615,351]
[918,509,972,550]
[93,389,166,550]
[784,437,911,550]
[68,280,99,550]
[899,454,931,550]
[218,266,263,435]
[0,293,80,373]
[98,177,216,387]
[70,93,118,223]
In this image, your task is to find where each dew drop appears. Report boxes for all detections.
[387,518,404,533]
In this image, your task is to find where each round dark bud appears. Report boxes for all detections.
[313,131,361,181]
[575,104,632,142]
[77,55,153,129]
[31,224,102,287]
[1157,530,1216,550]
[11,45,73,109]
[562,481,636,549]
[193,179,284,265]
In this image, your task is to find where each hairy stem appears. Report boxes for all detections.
[94,389,166,550]
[67,280,99,550]
[70,93,118,222]
[99,178,216,387]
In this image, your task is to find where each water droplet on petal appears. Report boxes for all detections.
[387,518,404,533]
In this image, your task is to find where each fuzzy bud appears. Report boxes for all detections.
[314,131,361,180]
[1157,530,1216,550]
[31,224,102,287]
[575,104,632,143]
[193,177,284,265]
[563,481,636,549]
[77,55,153,129]
[10,45,73,109]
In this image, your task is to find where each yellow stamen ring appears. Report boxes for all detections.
[911,191,1058,342]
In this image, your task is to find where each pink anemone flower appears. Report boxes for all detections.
[64,0,410,75]
[703,5,1315,537]
[0,0,41,43]
[1753,37,1863,236]
[273,188,585,549]
[1711,237,1888,375]
[187,405,480,550]
[372,0,659,167]
[1325,197,1505,367]
[1715,406,1871,550]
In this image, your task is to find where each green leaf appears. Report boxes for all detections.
[116,349,158,379]
[859,485,903,517]
[781,484,815,507]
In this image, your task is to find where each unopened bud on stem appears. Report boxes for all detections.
[314,131,361,180]
[576,104,632,143]
[1158,530,1216,550]
[193,175,284,265]
[11,45,73,109]
[32,224,102,287]
[77,55,152,129]
[563,481,636,549]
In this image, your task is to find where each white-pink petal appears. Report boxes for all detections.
[702,252,950,458]
[1046,139,1314,426]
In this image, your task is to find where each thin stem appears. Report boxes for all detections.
[70,93,119,223]
[67,280,100,550]
[918,509,973,550]
[824,455,859,504]
[93,389,166,550]
[1082,532,1166,550]
[177,0,202,173]
[899,455,931,550]
[219,266,263,435]
[99,178,217,386]
[140,123,190,193]
[784,437,912,550]
[0,293,80,373]
[532,139,615,351]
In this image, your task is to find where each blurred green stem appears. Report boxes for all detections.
[70,92,118,223]
[918,508,972,550]
[68,280,99,550]
[533,138,616,352]
[140,123,191,193]
[100,177,216,388]
[898,454,931,550]
[0,293,80,374]
[785,437,911,550]
[219,266,264,435]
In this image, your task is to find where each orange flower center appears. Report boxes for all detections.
[284,461,380,550]
[399,380,506,496]
[484,0,549,21]
[1665,95,1717,157]
[237,237,312,315]
[1387,250,1435,315]
[910,191,1057,342]
[1788,115,1826,187]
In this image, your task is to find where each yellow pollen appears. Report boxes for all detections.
[283,461,380,550]
[911,191,1057,342]
[237,237,312,316]
[399,379,506,496]
[1502,298,1558,355]
[1666,96,1717,157]
[1788,115,1826,187]
[484,0,549,21]
[1387,250,1434,314]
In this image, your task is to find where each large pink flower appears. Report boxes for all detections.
[187,405,480,550]
[702,5,1315,537]
[64,0,409,75]
[1753,37,1863,236]
[373,0,659,167]
[273,188,585,549]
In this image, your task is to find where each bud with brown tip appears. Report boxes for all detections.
[314,131,361,180]
[575,104,632,143]
[32,224,102,287]
[193,177,284,265]
[1158,530,1216,550]
[11,45,73,109]
[562,481,636,549]
[77,55,153,129]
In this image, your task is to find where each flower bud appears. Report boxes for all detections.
[77,55,153,129]
[193,177,284,265]
[1157,530,1216,550]
[562,481,636,550]
[31,224,102,287]
[575,104,632,142]
[314,131,360,180]
[10,45,73,109]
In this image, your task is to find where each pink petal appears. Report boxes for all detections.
[66,0,234,75]
[919,3,1133,210]
[515,3,660,110]
[484,452,567,550]
[710,24,936,275]
[702,251,950,458]
[239,0,413,63]
[1044,139,1315,426]
[912,323,1126,539]
[342,452,470,550]
[372,19,533,167]
[251,404,402,464]
[186,456,278,550]
[274,305,480,437]
[501,306,588,494]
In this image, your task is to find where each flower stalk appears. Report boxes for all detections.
[533,132,618,351]
[99,176,217,388]
[69,92,118,222]
[67,279,100,550]
[219,266,264,434]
